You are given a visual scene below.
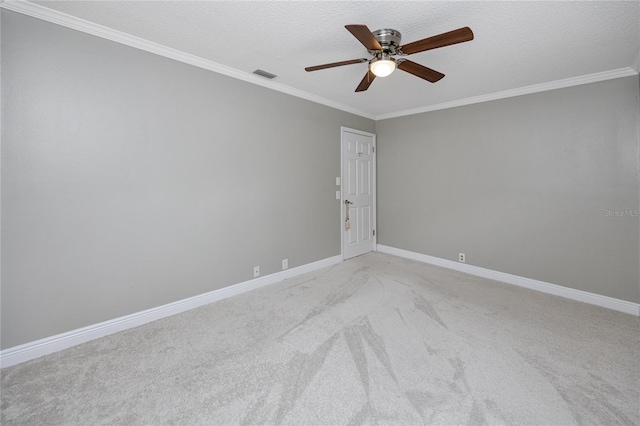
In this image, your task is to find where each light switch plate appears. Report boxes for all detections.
[336,177,341,186]
[336,190,341,199]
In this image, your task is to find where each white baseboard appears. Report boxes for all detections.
[0,255,342,368]
[376,245,640,316]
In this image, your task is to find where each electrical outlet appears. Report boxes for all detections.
[459,253,466,263]
[253,266,260,277]
[282,259,288,270]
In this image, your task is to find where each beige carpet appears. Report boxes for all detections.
[1,252,639,425]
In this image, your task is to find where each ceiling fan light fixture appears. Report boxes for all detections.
[370,53,396,77]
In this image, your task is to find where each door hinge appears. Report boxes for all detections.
[372,147,375,153]
[373,229,375,236]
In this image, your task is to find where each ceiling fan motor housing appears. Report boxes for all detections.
[370,29,402,55]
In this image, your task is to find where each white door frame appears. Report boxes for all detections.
[340,126,377,260]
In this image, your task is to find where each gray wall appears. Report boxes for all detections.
[377,76,640,303]
[0,11,374,349]
[2,9,639,351]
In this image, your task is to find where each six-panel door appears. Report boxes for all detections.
[342,129,375,259]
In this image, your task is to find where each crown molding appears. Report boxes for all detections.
[375,67,639,120]
[2,0,637,122]
[0,0,376,120]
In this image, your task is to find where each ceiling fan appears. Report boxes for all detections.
[305,24,474,92]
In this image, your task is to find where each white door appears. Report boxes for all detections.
[341,127,376,260]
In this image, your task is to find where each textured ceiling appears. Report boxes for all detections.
[23,1,640,118]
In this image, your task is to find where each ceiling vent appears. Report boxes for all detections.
[253,69,278,80]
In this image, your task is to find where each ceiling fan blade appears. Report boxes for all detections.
[345,24,383,51]
[397,60,445,83]
[355,70,376,92]
[305,58,368,72]
[400,27,474,55]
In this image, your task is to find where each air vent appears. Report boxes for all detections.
[253,69,278,80]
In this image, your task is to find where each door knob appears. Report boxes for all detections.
[344,199,353,205]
